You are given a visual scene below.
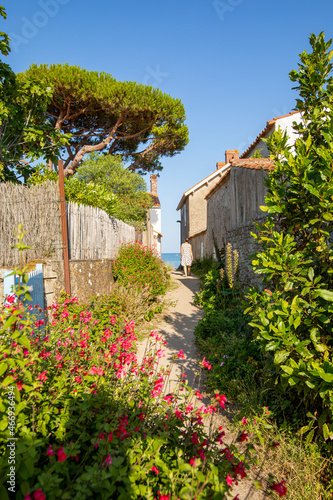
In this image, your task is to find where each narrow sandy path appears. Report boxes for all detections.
[137,270,265,499]
[137,270,204,388]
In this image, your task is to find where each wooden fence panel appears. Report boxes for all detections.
[66,202,135,260]
[0,182,63,267]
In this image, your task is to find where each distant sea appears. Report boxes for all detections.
[162,252,181,269]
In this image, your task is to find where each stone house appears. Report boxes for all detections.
[205,157,274,286]
[241,110,302,158]
[149,174,162,256]
[176,151,237,260]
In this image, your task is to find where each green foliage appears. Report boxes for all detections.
[194,245,241,312]
[191,255,217,278]
[76,153,153,224]
[0,13,70,183]
[65,177,118,217]
[20,63,189,177]
[113,242,170,302]
[251,149,263,158]
[245,32,333,441]
[195,308,262,401]
[0,258,254,499]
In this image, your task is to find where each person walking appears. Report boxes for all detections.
[181,237,193,276]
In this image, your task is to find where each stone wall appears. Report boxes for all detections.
[206,166,269,287]
[226,218,266,289]
[0,259,114,309]
[206,172,231,256]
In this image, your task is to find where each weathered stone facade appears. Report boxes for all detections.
[177,163,231,259]
[1,259,114,309]
[206,160,272,287]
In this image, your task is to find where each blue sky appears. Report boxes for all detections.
[3,0,333,251]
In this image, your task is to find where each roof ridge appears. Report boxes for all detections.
[240,110,300,159]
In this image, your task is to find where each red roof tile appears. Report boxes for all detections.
[149,193,160,207]
[240,111,299,158]
[230,158,274,170]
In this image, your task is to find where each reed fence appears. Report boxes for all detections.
[0,182,138,266]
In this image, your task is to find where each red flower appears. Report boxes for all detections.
[189,457,196,467]
[271,480,287,497]
[177,349,185,359]
[241,417,248,425]
[240,431,249,442]
[33,489,46,500]
[151,465,159,474]
[6,294,15,304]
[57,446,67,462]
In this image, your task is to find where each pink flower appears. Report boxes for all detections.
[226,474,233,486]
[97,366,105,376]
[215,393,227,409]
[202,357,212,370]
[33,489,46,500]
[57,446,67,462]
[177,349,185,359]
[189,457,196,467]
[47,445,54,456]
[104,453,112,466]
[24,495,32,500]
[151,465,159,474]
[271,480,287,497]
[195,390,203,399]
[242,417,248,425]
[38,371,48,382]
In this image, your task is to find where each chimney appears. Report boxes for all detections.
[225,149,239,164]
[150,174,158,195]
[216,162,226,170]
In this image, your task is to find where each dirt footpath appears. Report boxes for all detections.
[137,271,265,499]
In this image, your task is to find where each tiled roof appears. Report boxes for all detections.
[230,158,274,170]
[205,168,231,199]
[240,111,300,158]
[189,229,206,238]
[149,193,161,207]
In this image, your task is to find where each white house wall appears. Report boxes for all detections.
[249,112,303,158]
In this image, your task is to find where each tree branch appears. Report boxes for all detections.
[63,114,124,176]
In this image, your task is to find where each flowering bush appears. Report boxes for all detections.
[113,242,170,302]
[0,286,257,500]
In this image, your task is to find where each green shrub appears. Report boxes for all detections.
[113,242,170,302]
[245,33,333,441]
[195,308,263,401]
[0,279,256,500]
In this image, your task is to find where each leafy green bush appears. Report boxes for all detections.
[245,33,333,441]
[195,308,262,401]
[0,279,256,500]
[113,242,170,302]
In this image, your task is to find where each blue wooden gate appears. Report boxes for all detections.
[3,264,45,332]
